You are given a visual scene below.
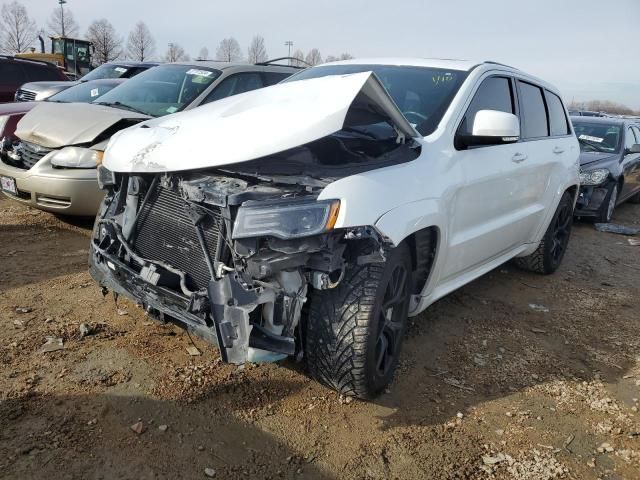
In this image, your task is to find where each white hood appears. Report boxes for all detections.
[103,72,420,173]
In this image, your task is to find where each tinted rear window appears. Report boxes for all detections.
[545,91,570,136]
[518,81,548,139]
[22,63,62,81]
[0,62,26,84]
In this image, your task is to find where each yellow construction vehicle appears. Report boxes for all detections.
[17,36,92,79]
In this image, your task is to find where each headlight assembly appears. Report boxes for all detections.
[50,147,103,169]
[579,168,609,186]
[96,164,116,190]
[233,199,340,240]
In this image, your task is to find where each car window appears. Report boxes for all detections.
[202,72,265,104]
[22,63,61,81]
[458,76,514,137]
[545,90,570,136]
[573,121,622,153]
[261,71,292,86]
[48,81,119,103]
[625,127,637,150]
[93,64,221,117]
[518,81,549,139]
[82,64,135,81]
[0,62,26,84]
[632,126,640,145]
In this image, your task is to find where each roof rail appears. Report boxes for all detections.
[255,56,310,68]
[483,60,519,70]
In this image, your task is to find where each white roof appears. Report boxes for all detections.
[322,57,486,71]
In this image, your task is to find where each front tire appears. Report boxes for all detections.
[596,182,618,223]
[305,243,412,399]
[514,191,574,275]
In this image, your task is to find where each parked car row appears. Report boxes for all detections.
[0,56,637,399]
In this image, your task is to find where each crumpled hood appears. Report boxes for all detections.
[579,151,619,167]
[15,102,150,149]
[103,72,420,173]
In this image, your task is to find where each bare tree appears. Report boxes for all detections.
[0,1,37,54]
[197,47,209,60]
[339,53,354,60]
[325,55,339,63]
[126,21,155,61]
[165,42,189,62]
[247,34,267,63]
[86,19,122,65]
[291,49,305,67]
[216,37,242,62]
[46,7,79,37]
[305,48,322,66]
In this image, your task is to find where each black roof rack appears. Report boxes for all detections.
[483,60,519,70]
[255,57,310,68]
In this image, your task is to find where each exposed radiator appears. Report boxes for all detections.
[132,184,223,291]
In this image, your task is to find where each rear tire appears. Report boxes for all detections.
[305,243,412,399]
[514,191,574,275]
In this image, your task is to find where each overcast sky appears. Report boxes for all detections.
[24,0,640,108]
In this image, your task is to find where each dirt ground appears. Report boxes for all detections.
[0,195,639,480]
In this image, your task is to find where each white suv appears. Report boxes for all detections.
[89,58,579,399]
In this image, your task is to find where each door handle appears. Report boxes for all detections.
[512,153,528,163]
[553,146,565,154]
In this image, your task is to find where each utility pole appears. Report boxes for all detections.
[59,0,67,37]
[285,40,293,65]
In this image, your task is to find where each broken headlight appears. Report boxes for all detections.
[579,168,609,186]
[96,164,116,190]
[233,199,340,240]
[50,147,104,169]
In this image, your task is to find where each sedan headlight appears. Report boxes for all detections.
[50,147,104,168]
[233,199,340,240]
[579,168,609,186]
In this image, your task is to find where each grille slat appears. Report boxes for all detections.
[15,89,36,102]
[133,185,222,291]
[19,142,54,169]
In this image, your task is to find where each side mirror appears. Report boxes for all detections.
[459,110,520,148]
[628,144,640,154]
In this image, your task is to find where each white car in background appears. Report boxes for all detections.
[90,58,580,398]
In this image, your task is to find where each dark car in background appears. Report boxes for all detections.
[568,110,608,117]
[14,61,160,102]
[572,117,640,222]
[0,79,125,161]
[0,56,69,103]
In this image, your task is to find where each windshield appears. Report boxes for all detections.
[82,64,136,82]
[284,64,468,136]
[93,65,221,117]
[573,122,622,153]
[47,81,121,103]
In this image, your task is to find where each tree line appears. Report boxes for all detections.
[568,100,640,117]
[0,1,353,66]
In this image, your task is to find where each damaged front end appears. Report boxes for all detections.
[89,167,388,364]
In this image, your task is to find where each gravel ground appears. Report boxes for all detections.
[0,195,639,480]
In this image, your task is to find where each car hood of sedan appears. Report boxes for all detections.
[579,151,619,167]
[20,81,78,92]
[15,102,150,149]
[103,71,420,173]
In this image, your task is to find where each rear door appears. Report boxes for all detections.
[443,75,529,280]
[0,62,26,102]
[514,80,571,237]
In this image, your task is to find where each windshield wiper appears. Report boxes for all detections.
[578,137,607,153]
[95,101,149,116]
